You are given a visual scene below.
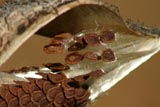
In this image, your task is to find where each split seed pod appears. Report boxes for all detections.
[0,0,160,107]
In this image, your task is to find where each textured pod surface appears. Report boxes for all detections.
[0,0,80,66]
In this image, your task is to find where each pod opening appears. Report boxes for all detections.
[37,4,123,37]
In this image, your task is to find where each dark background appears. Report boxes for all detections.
[0,0,160,107]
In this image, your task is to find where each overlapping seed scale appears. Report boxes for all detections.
[0,98,7,107]
[62,79,91,107]
[0,85,19,107]
[0,72,91,107]
[48,73,67,84]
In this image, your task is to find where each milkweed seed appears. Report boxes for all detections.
[43,43,65,54]
[43,63,70,72]
[101,48,116,62]
[100,30,115,43]
[84,33,100,46]
[65,52,83,65]
[68,42,86,51]
[84,52,99,61]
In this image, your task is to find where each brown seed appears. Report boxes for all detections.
[89,69,104,79]
[71,36,87,49]
[76,97,89,107]
[17,88,26,98]
[63,98,75,107]
[54,33,73,39]
[21,82,30,93]
[65,52,83,65]
[35,79,46,89]
[4,92,15,103]
[26,102,38,107]
[8,99,19,107]
[28,83,39,93]
[68,42,86,51]
[54,92,65,105]
[73,74,90,82]
[7,69,18,73]
[76,90,90,105]
[0,100,7,107]
[6,66,38,73]
[84,33,100,46]
[100,30,115,42]
[48,73,66,84]
[19,94,31,106]
[0,99,4,103]
[47,103,55,107]
[39,98,50,107]
[9,85,20,96]
[84,52,99,61]
[47,86,62,102]
[43,63,70,72]
[19,66,39,72]
[64,89,75,99]
[101,48,116,62]
[66,80,80,89]
[47,88,57,101]
[75,88,88,100]
[43,81,54,93]
[62,79,75,90]
[27,78,35,83]
[37,73,48,80]
[62,80,77,98]
[51,37,65,44]
[43,43,64,54]
[74,36,85,44]
[31,90,45,103]
[0,85,9,99]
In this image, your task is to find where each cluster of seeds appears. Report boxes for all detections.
[44,30,116,65]
[65,48,115,65]
[43,33,74,54]
[0,61,104,107]
[0,71,92,107]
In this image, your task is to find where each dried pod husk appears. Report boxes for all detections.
[0,0,160,107]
